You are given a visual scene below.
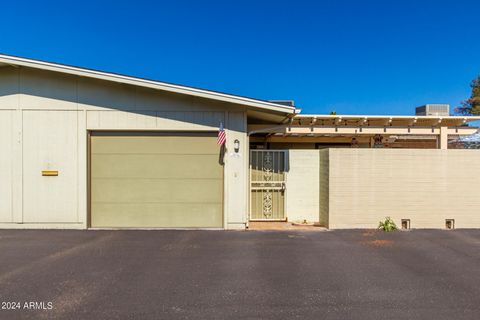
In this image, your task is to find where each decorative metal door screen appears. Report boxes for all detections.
[250,150,286,220]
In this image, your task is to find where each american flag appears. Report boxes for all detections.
[217,122,226,145]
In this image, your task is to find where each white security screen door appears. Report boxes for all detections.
[250,150,286,221]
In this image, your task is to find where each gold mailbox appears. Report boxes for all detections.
[42,170,59,176]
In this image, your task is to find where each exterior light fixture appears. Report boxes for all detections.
[234,139,240,153]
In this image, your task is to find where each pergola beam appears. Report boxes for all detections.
[248,125,478,136]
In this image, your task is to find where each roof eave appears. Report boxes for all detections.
[0,54,296,115]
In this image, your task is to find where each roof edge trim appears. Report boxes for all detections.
[0,54,296,115]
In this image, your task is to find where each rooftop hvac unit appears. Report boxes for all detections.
[268,100,295,107]
[415,104,450,116]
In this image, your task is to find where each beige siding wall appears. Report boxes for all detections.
[286,150,320,223]
[0,66,248,229]
[0,110,14,222]
[22,111,79,223]
[328,149,480,229]
[224,112,248,228]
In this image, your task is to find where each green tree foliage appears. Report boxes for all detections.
[455,75,480,115]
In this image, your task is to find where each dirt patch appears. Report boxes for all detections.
[362,230,377,237]
[364,239,394,247]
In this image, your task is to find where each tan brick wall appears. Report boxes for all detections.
[327,149,480,229]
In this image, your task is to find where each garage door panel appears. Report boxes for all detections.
[92,178,222,203]
[90,133,223,228]
[91,135,218,155]
[91,203,222,228]
[91,154,222,179]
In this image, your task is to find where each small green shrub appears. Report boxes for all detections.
[378,217,397,232]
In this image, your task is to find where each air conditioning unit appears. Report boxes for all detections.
[268,100,295,107]
[416,104,450,116]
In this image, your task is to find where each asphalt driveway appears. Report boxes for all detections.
[0,229,479,320]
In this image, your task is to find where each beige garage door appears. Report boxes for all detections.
[90,132,223,228]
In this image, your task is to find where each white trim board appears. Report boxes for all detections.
[0,54,296,115]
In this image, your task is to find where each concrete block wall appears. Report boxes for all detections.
[327,149,480,229]
[283,148,480,229]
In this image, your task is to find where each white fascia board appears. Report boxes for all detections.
[0,54,296,115]
[296,114,480,121]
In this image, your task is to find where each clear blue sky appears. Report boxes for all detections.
[1,0,479,115]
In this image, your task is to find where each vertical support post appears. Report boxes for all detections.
[439,126,448,150]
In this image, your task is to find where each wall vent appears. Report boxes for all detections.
[445,219,455,230]
[401,219,411,230]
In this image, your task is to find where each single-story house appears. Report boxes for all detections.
[1,54,479,230]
